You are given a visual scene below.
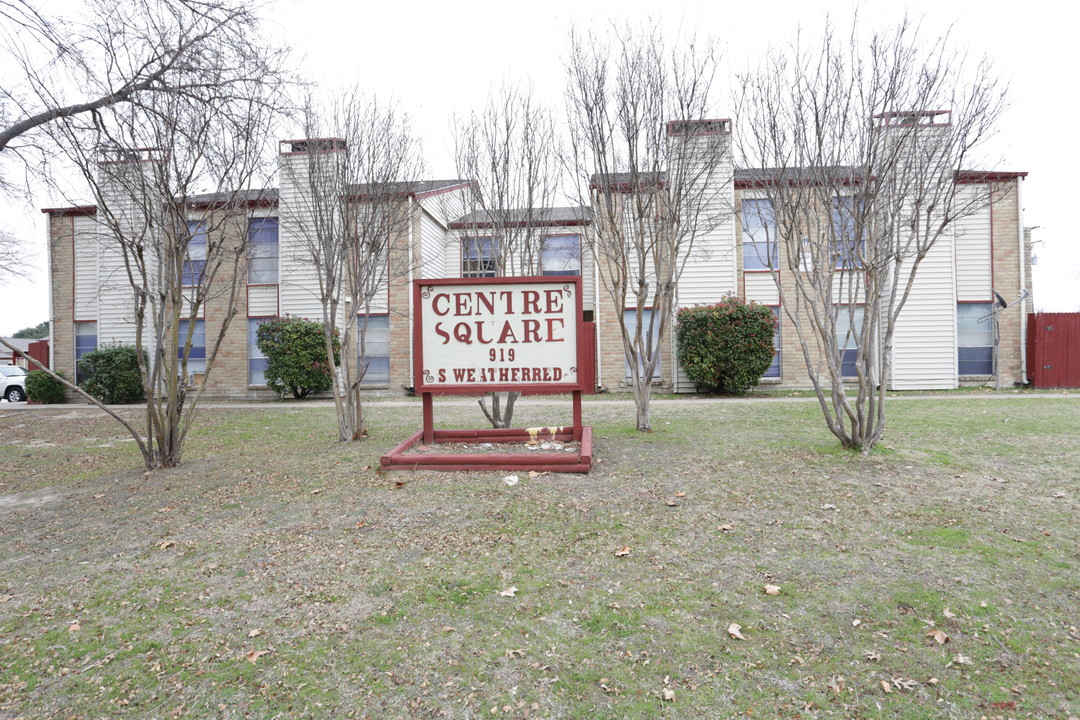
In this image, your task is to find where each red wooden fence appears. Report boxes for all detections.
[1027,313,1080,388]
[27,339,49,370]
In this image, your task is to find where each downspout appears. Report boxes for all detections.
[592,229,602,389]
[1016,178,1028,385]
[407,196,415,392]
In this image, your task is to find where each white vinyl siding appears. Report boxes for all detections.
[744,272,779,305]
[248,285,279,317]
[72,216,100,321]
[419,209,446,280]
[890,230,958,389]
[954,185,992,301]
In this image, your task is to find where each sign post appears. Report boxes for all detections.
[381,276,595,473]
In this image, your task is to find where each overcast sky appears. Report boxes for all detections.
[1,0,1074,336]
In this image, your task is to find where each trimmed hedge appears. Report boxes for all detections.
[77,345,146,404]
[676,297,777,394]
[256,316,340,399]
[25,370,66,403]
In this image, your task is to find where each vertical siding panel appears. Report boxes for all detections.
[954,185,992,300]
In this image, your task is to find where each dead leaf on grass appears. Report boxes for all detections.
[943,608,957,619]
[852,618,862,627]
[156,540,175,549]
[93,493,106,499]
[247,629,262,638]
[614,546,631,557]
[393,481,406,488]
[245,649,269,664]
[310,489,322,495]
[926,628,950,644]
[927,677,939,686]
[763,584,781,596]
[948,653,973,667]
[674,491,686,498]
[718,524,734,532]
[879,680,892,694]
[528,471,539,479]
[660,687,675,701]
[499,586,518,598]
[865,650,881,662]
[820,503,837,511]
[665,499,678,507]
[892,677,918,691]
[727,623,746,640]
[1052,491,1066,498]
[68,621,80,633]
[0,594,14,603]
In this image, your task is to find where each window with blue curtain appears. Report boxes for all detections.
[957,303,994,375]
[742,199,778,270]
[248,218,279,284]
[177,319,206,374]
[182,221,207,286]
[74,321,97,383]
[541,235,581,276]
[462,237,498,278]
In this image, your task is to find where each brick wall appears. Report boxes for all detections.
[48,214,76,397]
[990,180,1025,386]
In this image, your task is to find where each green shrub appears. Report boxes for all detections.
[675,297,777,394]
[256,316,340,399]
[25,370,67,403]
[78,345,146,404]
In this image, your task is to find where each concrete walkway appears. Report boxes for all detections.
[2,391,1077,412]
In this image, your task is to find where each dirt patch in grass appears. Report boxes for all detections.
[0,398,1077,718]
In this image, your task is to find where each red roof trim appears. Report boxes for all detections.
[955,170,1028,184]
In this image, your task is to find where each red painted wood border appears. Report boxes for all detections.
[380,426,594,473]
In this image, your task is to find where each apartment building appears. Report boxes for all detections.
[44,120,1031,398]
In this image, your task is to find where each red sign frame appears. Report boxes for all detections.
[412,276,589,396]
[381,275,595,473]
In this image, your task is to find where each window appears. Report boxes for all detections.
[358,314,390,385]
[248,318,269,386]
[541,234,581,276]
[763,307,781,378]
[248,218,279,284]
[957,303,993,375]
[624,308,661,380]
[742,199,778,270]
[177,319,206,375]
[462,237,498,278]
[182,221,207,286]
[75,321,97,382]
[831,197,864,269]
[834,305,864,378]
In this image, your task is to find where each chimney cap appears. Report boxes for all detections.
[666,118,731,136]
[279,138,347,154]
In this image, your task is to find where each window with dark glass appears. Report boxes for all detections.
[831,197,864,269]
[742,199,778,270]
[75,321,97,383]
[248,218,279,284]
[358,314,390,385]
[541,234,581,276]
[763,307,781,378]
[177,319,206,375]
[462,237,498,278]
[835,305,863,378]
[957,303,994,375]
[182,221,207,286]
[624,308,661,380]
[248,318,269,385]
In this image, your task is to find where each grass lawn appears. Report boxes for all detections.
[1,396,1077,719]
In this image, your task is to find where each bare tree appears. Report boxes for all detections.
[0,0,287,469]
[282,91,424,442]
[565,25,731,432]
[0,0,282,191]
[0,227,27,282]
[733,16,1008,451]
[452,84,562,428]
